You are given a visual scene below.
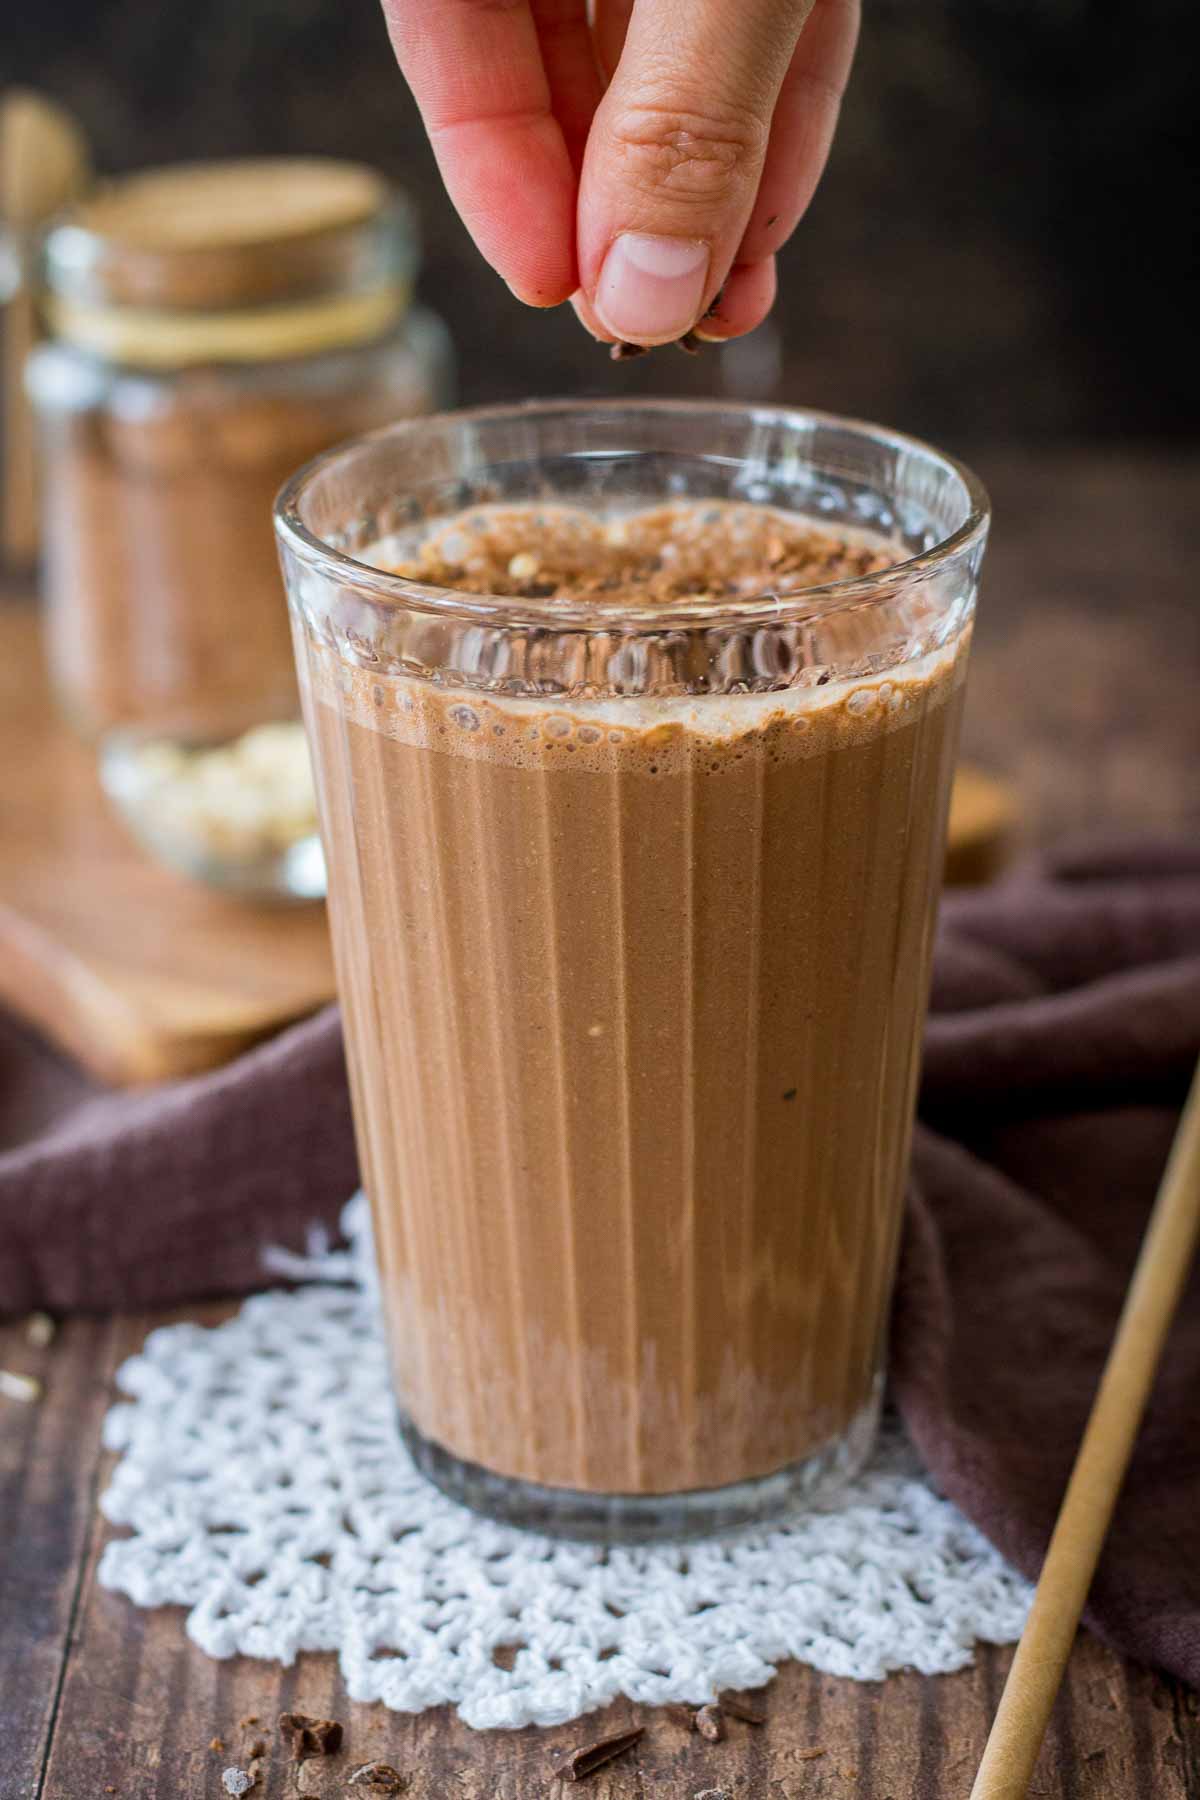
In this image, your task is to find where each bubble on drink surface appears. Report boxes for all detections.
[577,724,602,745]
[545,715,572,739]
[448,703,481,732]
[846,687,877,716]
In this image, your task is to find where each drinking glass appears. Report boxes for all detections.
[275,401,989,1539]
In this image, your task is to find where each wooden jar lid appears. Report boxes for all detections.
[77,159,387,253]
[46,157,408,312]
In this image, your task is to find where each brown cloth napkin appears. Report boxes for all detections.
[2,838,1198,1683]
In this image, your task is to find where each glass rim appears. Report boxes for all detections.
[273,397,990,633]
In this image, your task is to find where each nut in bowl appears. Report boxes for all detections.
[101,719,326,903]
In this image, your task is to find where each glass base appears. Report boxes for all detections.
[398,1379,882,1543]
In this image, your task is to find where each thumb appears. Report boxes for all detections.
[578,0,812,345]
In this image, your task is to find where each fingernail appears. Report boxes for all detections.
[594,234,709,345]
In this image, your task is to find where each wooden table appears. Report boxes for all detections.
[4,450,1199,1799]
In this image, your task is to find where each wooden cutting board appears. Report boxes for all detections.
[0,606,335,1085]
[0,604,1016,1087]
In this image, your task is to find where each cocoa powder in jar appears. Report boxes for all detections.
[30,159,450,743]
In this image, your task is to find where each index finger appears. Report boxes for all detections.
[381,0,579,305]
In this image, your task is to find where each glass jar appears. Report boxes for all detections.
[28,158,453,900]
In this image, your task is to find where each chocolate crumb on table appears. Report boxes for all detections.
[549,1725,645,1780]
[277,1711,344,1758]
[0,1369,42,1402]
[717,1690,768,1725]
[346,1763,407,1793]
[695,1704,726,1742]
[24,1311,55,1347]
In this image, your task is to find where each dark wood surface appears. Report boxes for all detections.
[3,448,1199,1799]
[4,1309,1199,1800]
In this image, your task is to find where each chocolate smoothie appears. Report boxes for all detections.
[295,499,967,1504]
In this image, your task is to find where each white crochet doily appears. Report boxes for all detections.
[98,1199,1030,1730]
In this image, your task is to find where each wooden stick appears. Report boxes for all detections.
[970,1057,1200,1799]
[1,91,89,565]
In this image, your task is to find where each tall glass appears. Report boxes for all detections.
[275,401,988,1540]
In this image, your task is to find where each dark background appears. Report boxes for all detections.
[5,0,1196,450]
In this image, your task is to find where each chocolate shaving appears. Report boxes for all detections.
[703,284,726,319]
[246,1736,266,1760]
[717,1690,767,1725]
[209,1737,226,1753]
[278,1712,344,1759]
[664,1703,699,1730]
[550,1725,644,1780]
[347,1763,406,1793]
[611,330,706,359]
[385,502,895,611]
[695,1704,725,1742]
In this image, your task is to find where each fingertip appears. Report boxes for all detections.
[506,274,579,310]
[429,115,578,311]
[692,257,777,341]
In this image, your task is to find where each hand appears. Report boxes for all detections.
[381,0,859,347]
